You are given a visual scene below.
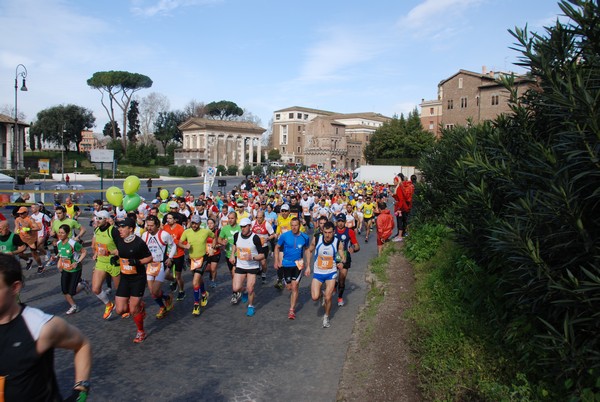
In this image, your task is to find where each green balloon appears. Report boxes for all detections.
[159,202,168,213]
[123,175,141,195]
[160,189,169,200]
[174,187,184,197]
[123,193,141,212]
[106,186,123,207]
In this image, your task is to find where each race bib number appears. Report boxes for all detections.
[147,261,161,276]
[259,236,268,246]
[119,258,137,274]
[58,257,72,270]
[191,257,204,271]
[317,255,334,269]
[206,245,215,256]
[96,243,108,257]
[237,247,252,261]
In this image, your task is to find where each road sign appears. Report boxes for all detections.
[90,149,115,163]
[38,159,50,175]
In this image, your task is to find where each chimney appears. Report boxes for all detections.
[482,65,487,75]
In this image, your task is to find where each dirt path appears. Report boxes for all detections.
[337,246,421,401]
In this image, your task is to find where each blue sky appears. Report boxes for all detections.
[0,0,563,133]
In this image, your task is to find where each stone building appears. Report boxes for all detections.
[420,67,536,134]
[271,106,390,168]
[0,113,28,170]
[175,118,265,172]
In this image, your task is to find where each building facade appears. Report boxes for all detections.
[0,113,28,170]
[175,118,265,172]
[270,106,390,168]
[420,67,536,133]
[78,130,99,153]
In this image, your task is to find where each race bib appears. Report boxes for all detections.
[147,261,161,276]
[191,257,205,271]
[96,243,108,257]
[237,247,252,261]
[259,236,267,246]
[317,255,334,269]
[58,257,72,270]
[119,258,137,274]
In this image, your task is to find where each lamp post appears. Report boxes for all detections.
[14,64,28,188]
[61,124,66,182]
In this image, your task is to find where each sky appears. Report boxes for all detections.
[0,0,564,134]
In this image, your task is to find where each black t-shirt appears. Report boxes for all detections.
[288,203,302,219]
[115,235,152,276]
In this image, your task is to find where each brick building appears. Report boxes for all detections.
[420,67,536,135]
[270,106,390,168]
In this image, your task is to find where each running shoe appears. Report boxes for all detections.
[274,280,284,290]
[169,281,177,292]
[241,292,248,304]
[37,265,44,274]
[230,292,242,305]
[103,301,115,320]
[45,259,57,268]
[365,237,369,243]
[177,291,186,301]
[192,304,201,316]
[121,312,130,319]
[201,291,209,307]
[25,258,34,271]
[246,305,255,317]
[392,236,404,242]
[165,295,174,312]
[323,315,330,328]
[209,280,217,288]
[337,297,345,307]
[66,305,79,315]
[288,309,296,320]
[133,330,146,343]
[156,306,167,319]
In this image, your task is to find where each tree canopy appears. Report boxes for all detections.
[87,70,152,147]
[363,108,434,164]
[204,100,243,120]
[30,104,95,153]
[153,111,186,153]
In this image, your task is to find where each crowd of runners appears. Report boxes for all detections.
[0,168,416,343]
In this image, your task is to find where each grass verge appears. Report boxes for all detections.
[405,224,541,401]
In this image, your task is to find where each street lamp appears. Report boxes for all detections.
[61,124,66,182]
[14,64,28,188]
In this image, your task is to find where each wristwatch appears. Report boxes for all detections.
[74,380,90,391]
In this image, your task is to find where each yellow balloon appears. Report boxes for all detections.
[174,187,184,197]
[106,186,123,207]
[123,175,141,195]
[160,189,169,200]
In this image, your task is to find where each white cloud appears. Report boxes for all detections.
[297,26,388,83]
[130,0,222,17]
[398,0,483,33]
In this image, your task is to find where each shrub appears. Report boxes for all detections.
[227,165,238,175]
[216,165,226,175]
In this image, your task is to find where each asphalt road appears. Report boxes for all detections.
[8,178,379,402]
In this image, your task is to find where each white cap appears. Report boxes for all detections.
[239,217,252,227]
[281,204,290,211]
[95,210,111,220]
[168,201,178,208]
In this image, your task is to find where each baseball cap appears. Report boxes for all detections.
[17,206,28,214]
[117,217,136,228]
[190,215,201,223]
[168,201,178,208]
[336,213,346,221]
[239,217,252,227]
[95,210,111,220]
[151,199,159,204]
[281,204,290,211]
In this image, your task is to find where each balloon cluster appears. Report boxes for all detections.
[106,176,142,211]
[106,178,185,214]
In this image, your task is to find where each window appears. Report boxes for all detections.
[476,96,480,106]
[492,95,499,105]
[303,114,308,120]
[298,126,302,131]
[282,147,286,153]
[445,124,455,129]
[430,107,434,115]
[460,97,468,108]
[458,78,463,89]
[297,136,301,142]
[275,114,280,120]
[289,113,293,119]
[280,125,288,145]
[297,113,302,119]
[429,121,434,130]
[335,127,339,135]
[447,99,454,110]
[297,146,301,153]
